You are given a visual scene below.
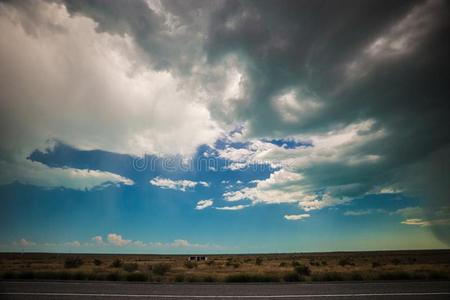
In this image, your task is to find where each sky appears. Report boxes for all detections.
[0,0,449,254]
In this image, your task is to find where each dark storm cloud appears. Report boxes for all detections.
[55,0,215,72]
[201,0,450,242]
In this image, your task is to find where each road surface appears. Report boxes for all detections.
[1,280,449,299]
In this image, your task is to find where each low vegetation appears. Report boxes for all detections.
[64,257,83,269]
[1,250,449,283]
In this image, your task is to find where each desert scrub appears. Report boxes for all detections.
[184,260,197,269]
[110,259,123,268]
[93,258,102,266]
[372,261,382,268]
[152,263,171,276]
[283,272,304,282]
[338,258,354,267]
[122,263,138,272]
[64,257,83,268]
[126,272,147,281]
[377,271,411,280]
[174,274,185,282]
[255,257,263,265]
[225,273,280,282]
[203,275,217,282]
[294,264,311,276]
[312,272,344,281]
[106,272,123,281]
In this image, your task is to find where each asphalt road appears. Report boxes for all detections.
[0,281,449,299]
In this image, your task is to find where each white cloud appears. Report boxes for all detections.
[395,206,424,218]
[91,235,105,245]
[344,209,387,216]
[0,0,222,188]
[219,120,384,211]
[5,234,227,251]
[64,241,81,247]
[14,238,36,247]
[401,218,450,227]
[401,218,430,227]
[216,204,250,211]
[150,177,209,191]
[107,233,131,246]
[195,199,213,210]
[284,214,310,220]
[272,89,322,123]
[0,159,133,190]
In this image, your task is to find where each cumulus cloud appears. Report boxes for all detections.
[195,199,213,210]
[216,204,250,211]
[0,0,222,189]
[0,159,133,190]
[13,238,36,247]
[107,233,131,247]
[91,235,105,245]
[284,214,310,221]
[150,177,209,191]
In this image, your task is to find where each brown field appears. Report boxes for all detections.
[1,250,449,283]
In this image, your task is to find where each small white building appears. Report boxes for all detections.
[188,255,208,262]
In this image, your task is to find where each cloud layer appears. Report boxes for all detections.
[0,0,449,245]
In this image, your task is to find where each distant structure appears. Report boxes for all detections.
[188,255,208,261]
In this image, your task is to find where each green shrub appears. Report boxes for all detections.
[377,271,411,280]
[64,257,83,268]
[291,260,301,267]
[93,259,102,266]
[429,271,449,280]
[338,258,354,267]
[294,264,311,276]
[3,271,16,279]
[255,257,263,265]
[203,275,217,282]
[312,272,344,281]
[184,260,197,269]
[123,263,138,272]
[126,272,147,281]
[18,271,35,279]
[73,271,88,280]
[110,259,123,268]
[186,275,200,282]
[56,271,72,280]
[372,261,381,268]
[106,272,122,281]
[87,272,100,280]
[283,272,303,282]
[350,272,364,281]
[225,273,279,282]
[152,263,171,276]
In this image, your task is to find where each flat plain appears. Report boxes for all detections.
[1,250,449,283]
